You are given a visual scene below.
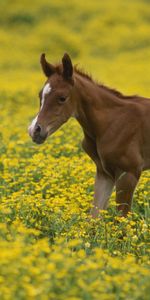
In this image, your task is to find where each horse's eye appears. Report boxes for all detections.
[59,96,67,103]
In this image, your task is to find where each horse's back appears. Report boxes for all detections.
[136,96,150,169]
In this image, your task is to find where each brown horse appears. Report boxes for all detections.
[28,53,150,217]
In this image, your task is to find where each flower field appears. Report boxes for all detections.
[0,0,150,299]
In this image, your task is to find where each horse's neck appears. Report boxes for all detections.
[74,73,124,139]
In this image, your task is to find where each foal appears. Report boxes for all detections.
[28,53,150,217]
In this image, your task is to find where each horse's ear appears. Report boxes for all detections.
[40,53,55,77]
[62,53,73,81]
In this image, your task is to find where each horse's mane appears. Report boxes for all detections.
[74,66,136,100]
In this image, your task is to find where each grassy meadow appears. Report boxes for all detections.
[0,0,150,299]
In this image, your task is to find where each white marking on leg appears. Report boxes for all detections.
[41,82,51,109]
[95,174,114,209]
[28,115,38,137]
[91,173,114,217]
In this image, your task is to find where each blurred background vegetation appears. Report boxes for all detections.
[0,2,150,298]
[0,0,150,95]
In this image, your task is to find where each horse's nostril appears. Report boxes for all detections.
[35,124,41,133]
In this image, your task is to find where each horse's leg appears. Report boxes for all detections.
[90,170,114,218]
[82,135,100,166]
[115,171,140,216]
[82,135,114,218]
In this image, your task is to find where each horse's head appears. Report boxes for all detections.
[28,53,75,144]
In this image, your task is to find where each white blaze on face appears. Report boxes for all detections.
[28,115,38,137]
[41,82,51,109]
[28,82,52,137]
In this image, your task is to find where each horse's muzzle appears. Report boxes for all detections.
[29,123,48,144]
[32,134,47,144]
